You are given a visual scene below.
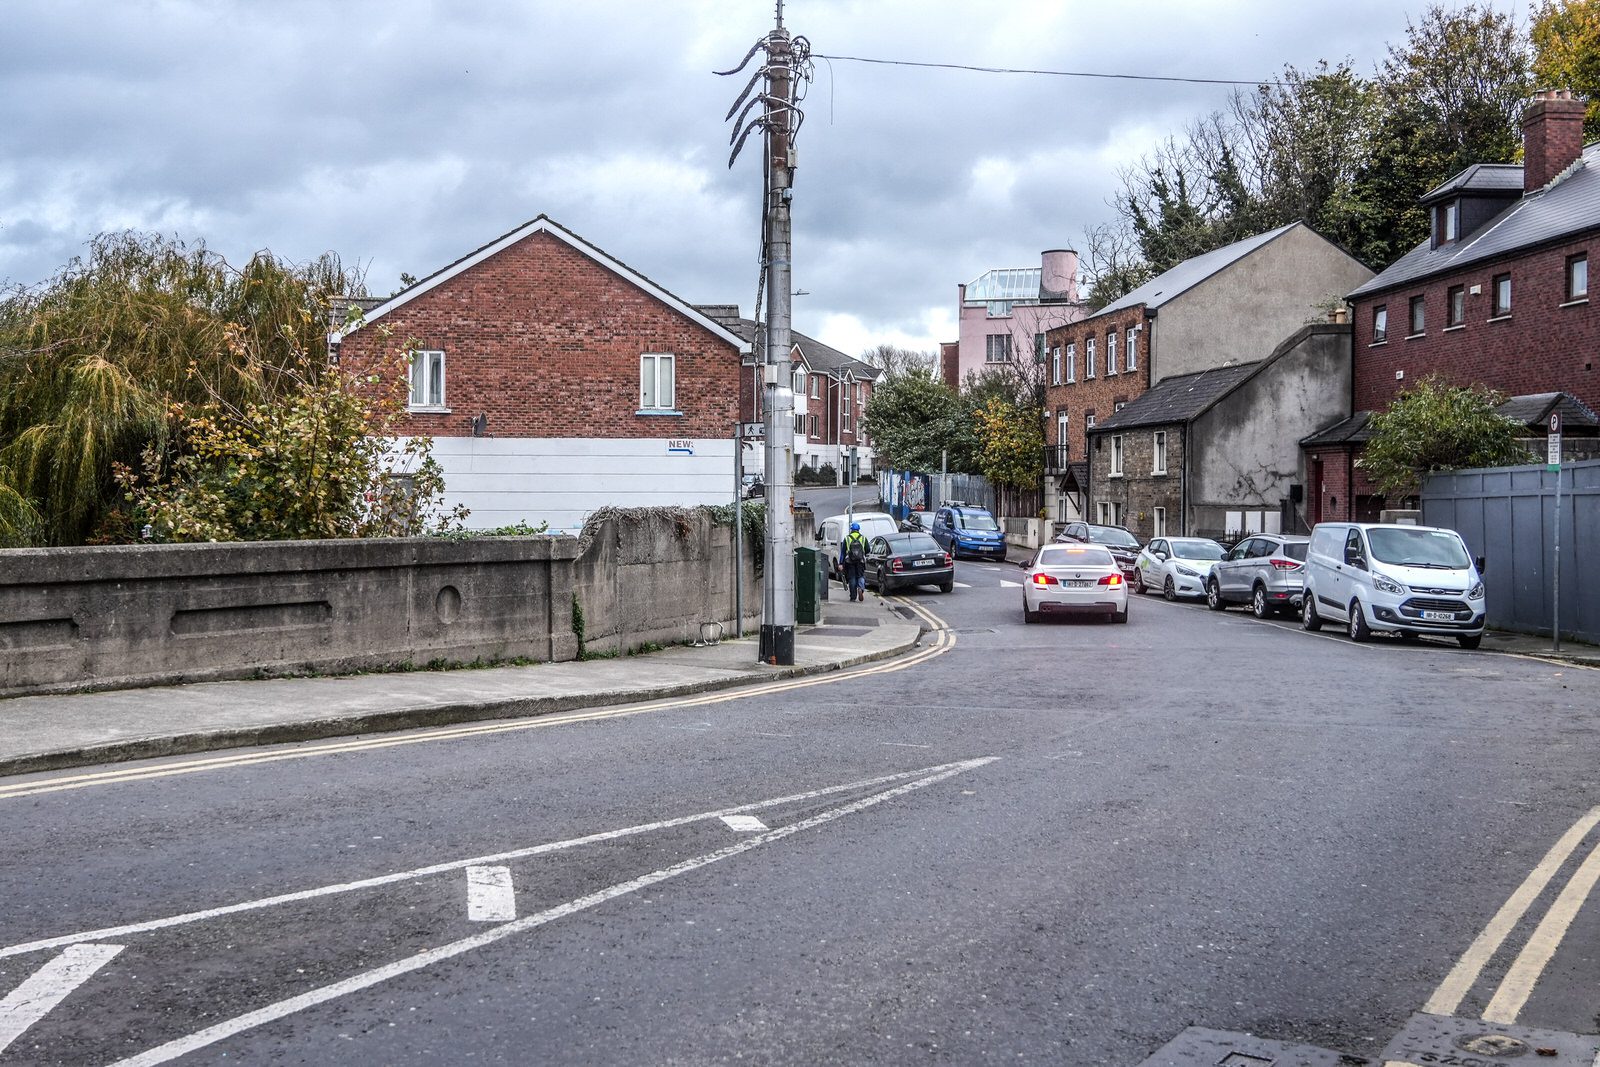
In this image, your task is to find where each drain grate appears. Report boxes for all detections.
[1136,1027,1361,1066]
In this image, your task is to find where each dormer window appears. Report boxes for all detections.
[1443,201,1458,242]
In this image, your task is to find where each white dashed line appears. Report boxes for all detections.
[0,943,124,1053]
[465,867,516,923]
[719,815,767,832]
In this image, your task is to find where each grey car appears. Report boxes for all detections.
[1206,534,1310,618]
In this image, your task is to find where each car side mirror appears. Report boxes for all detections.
[1154,551,1168,561]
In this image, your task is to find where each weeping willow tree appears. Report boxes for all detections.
[0,232,365,545]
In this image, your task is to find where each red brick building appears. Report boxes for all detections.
[1313,90,1600,521]
[332,215,750,532]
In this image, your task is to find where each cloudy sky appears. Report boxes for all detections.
[2,0,1527,357]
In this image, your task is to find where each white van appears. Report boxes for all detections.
[1300,522,1486,648]
[817,511,898,581]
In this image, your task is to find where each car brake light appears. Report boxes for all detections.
[1098,574,1123,586]
[1031,573,1058,586]
[944,553,953,565]
[891,559,904,572]
[1270,558,1302,570]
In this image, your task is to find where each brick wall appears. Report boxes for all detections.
[1087,423,1184,539]
[339,230,742,440]
[1352,235,1598,413]
[1044,304,1150,465]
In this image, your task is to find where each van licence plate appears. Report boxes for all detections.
[1421,610,1454,622]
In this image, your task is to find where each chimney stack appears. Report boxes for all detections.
[1040,248,1079,303]
[1522,89,1586,194]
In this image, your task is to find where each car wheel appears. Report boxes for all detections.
[1132,570,1146,595]
[1206,579,1225,611]
[1023,597,1037,624]
[1301,592,1322,631]
[938,580,953,593]
[1115,606,1128,624]
[1163,576,1177,602]
[1457,634,1482,650]
[1251,584,1271,620]
[1348,601,1372,642]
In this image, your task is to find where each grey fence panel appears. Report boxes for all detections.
[1423,459,1600,644]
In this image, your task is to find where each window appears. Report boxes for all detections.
[986,301,1012,318]
[640,352,675,411]
[1056,410,1069,459]
[1051,345,1062,386]
[794,413,805,434]
[1372,305,1387,344]
[793,369,806,394]
[1114,401,1126,412]
[1447,285,1465,327]
[1568,254,1588,301]
[1097,501,1111,524]
[1086,337,1097,378]
[1492,273,1512,317]
[986,334,1012,362]
[1107,330,1119,375]
[1126,329,1138,372]
[408,350,445,409]
[1034,333,1046,364]
[1152,507,1167,538]
[1086,412,1096,431]
[1110,435,1124,476]
[1408,295,1425,336]
[811,376,820,399]
[809,414,819,437]
[841,384,851,414]
[1442,201,1458,242]
[1152,430,1167,474]
[1065,343,1077,383]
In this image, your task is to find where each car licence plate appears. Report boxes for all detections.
[1065,579,1092,588]
[1421,610,1454,622]
[912,559,935,567]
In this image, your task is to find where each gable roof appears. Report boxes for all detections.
[704,312,880,380]
[1097,222,1302,316]
[1091,362,1262,432]
[1350,143,1600,299]
[1300,410,1374,447]
[333,214,750,352]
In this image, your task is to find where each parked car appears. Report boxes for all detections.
[742,475,765,499]
[866,532,954,594]
[1054,522,1142,580]
[930,503,1008,561]
[1133,537,1226,600]
[1020,543,1128,624]
[1300,522,1486,648]
[1207,534,1310,617]
[817,511,899,581]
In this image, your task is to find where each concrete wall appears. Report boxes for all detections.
[0,508,760,697]
[1155,225,1374,381]
[1189,325,1353,537]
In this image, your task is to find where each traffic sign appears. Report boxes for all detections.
[741,422,766,438]
[1547,411,1562,471]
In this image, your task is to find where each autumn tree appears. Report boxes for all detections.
[970,396,1043,491]
[1532,0,1600,138]
[1360,377,1531,499]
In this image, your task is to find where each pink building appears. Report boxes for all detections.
[942,249,1086,390]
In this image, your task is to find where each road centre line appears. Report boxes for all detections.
[0,943,124,1053]
[0,618,955,803]
[107,757,997,1067]
[0,758,980,962]
[1422,805,1600,1016]
[1483,832,1600,1023]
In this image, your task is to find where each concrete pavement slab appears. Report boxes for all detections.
[0,595,928,778]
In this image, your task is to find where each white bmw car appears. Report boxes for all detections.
[1133,536,1227,601]
[1021,543,1129,623]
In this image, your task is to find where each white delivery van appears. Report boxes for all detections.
[1300,522,1486,648]
[817,511,898,581]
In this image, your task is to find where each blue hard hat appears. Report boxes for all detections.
[850,522,860,531]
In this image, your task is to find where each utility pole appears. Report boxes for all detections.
[719,1,810,666]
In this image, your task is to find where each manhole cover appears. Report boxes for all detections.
[1456,1033,1528,1057]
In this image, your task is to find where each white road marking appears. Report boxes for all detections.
[1000,580,1021,588]
[719,815,766,832]
[953,582,972,588]
[880,742,930,749]
[465,867,515,923]
[1484,834,1600,1022]
[1423,805,1600,1016]
[0,759,974,962]
[108,757,997,1067]
[0,943,124,1053]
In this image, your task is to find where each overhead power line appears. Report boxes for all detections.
[810,53,1281,87]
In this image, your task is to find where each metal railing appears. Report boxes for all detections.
[1041,444,1070,472]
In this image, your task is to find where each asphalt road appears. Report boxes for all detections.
[3,561,1600,1065]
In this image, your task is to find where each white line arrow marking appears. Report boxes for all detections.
[719,815,767,832]
[0,943,124,1053]
[1000,580,1022,588]
[465,867,516,923]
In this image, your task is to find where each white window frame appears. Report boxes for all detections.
[1110,434,1124,476]
[1065,343,1077,383]
[1086,337,1097,378]
[1086,413,1096,431]
[793,368,806,394]
[1568,253,1589,301]
[1152,506,1167,538]
[408,349,447,410]
[810,376,820,399]
[1107,331,1119,375]
[1097,501,1111,524]
[1492,274,1512,318]
[1152,430,1167,475]
[1126,329,1138,372]
[986,334,1012,363]
[809,414,819,437]
[1056,410,1069,459]
[640,352,676,411]
[1051,345,1062,386]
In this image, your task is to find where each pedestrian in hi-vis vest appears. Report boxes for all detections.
[840,522,869,602]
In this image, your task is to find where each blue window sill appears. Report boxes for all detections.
[635,409,684,416]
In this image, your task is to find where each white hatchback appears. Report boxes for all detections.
[1133,537,1227,601]
[1021,543,1129,624]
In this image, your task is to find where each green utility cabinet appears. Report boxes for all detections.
[794,546,823,624]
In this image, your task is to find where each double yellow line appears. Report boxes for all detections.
[0,599,955,802]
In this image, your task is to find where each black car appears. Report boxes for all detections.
[1054,521,1142,579]
[866,532,955,594]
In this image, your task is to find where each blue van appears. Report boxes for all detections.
[931,503,1007,561]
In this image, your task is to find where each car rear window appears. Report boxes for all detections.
[890,534,941,553]
[1281,543,1308,562]
[1087,525,1140,547]
[1039,546,1114,567]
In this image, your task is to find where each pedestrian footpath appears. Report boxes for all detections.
[0,595,928,779]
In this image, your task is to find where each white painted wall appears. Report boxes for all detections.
[404,436,739,534]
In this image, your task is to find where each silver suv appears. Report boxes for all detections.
[1300,522,1486,648]
[1206,534,1310,618]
